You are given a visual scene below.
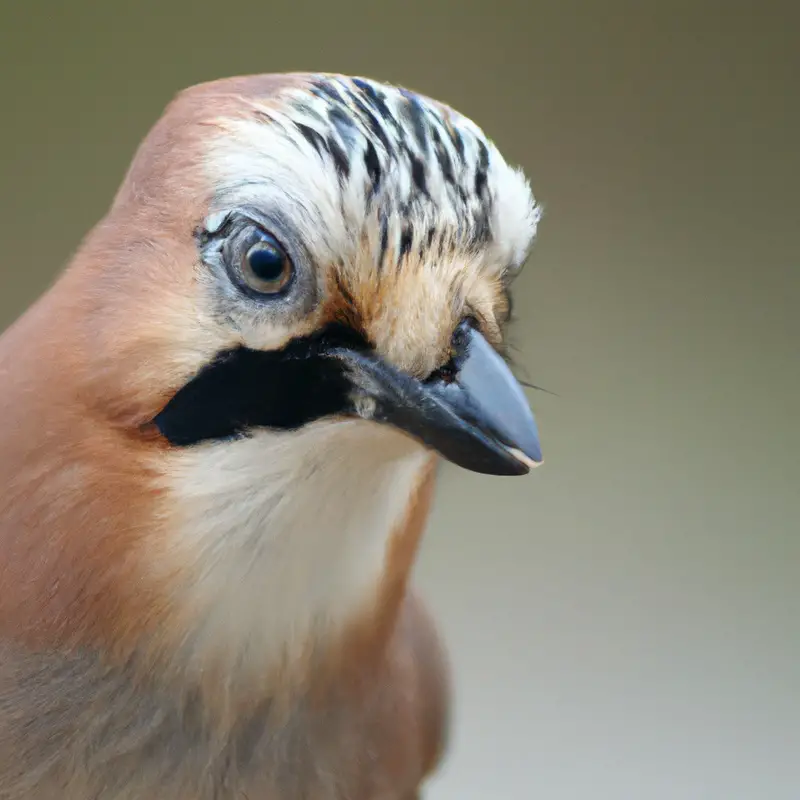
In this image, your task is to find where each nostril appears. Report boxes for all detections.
[428,359,458,385]
[425,318,477,385]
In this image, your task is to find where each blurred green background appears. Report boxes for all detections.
[1,1,798,798]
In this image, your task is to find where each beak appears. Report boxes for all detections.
[152,321,542,476]
[334,321,543,476]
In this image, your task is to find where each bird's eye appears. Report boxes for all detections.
[240,233,294,295]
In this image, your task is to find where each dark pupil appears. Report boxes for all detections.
[249,245,285,282]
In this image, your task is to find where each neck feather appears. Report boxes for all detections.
[155,419,433,701]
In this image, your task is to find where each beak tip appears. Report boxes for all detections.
[505,446,544,473]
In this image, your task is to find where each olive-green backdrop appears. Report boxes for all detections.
[1,2,798,798]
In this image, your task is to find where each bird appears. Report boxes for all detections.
[0,72,542,799]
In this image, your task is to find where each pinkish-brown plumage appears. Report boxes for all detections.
[0,72,540,798]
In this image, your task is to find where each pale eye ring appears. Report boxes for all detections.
[240,232,294,295]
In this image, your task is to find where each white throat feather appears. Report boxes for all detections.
[159,419,431,687]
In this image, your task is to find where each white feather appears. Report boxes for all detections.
[160,419,430,677]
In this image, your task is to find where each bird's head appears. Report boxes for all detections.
[0,73,542,694]
[97,73,542,474]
